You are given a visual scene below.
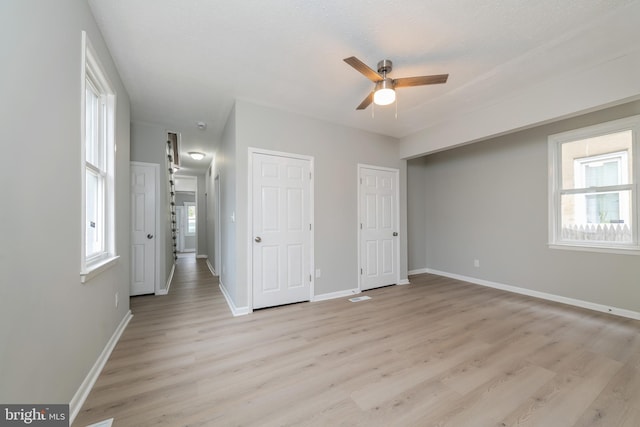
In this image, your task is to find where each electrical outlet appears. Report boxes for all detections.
[474,259,480,268]
[115,292,119,308]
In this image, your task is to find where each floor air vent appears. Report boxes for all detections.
[349,296,371,302]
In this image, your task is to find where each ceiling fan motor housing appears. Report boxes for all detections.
[375,78,394,92]
[377,59,393,75]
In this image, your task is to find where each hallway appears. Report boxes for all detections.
[73,256,230,426]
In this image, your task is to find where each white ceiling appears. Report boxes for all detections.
[88,0,640,172]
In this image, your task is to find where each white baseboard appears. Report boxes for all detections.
[196,254,208,259]
[219,280,251,316]
[205,259,216,276]
[398,278,410,285]
[156,262,175,296]
[312,288,360,302]
[424,268,640,321]
[69,310,132,424]
[408,268,429,276]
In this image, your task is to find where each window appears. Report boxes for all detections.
[185,202,196,236]
[575,151,628,225]
[81,32,118,281]
[548,115,639,253]
[85,74,106,259]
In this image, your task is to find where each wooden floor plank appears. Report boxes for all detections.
[572,363,640,427]
[73,260,640,426]
[499,350,623,427]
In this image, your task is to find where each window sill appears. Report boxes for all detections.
[548,243,640,256]
[81,255,120,283]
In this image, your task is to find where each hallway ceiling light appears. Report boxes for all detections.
[189,152,205,160]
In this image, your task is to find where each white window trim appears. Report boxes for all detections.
[548,115,640,255]
[80,31,119,282]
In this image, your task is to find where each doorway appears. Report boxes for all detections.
[358,164,400,291]
[174,175,198,255]
[174,192,196,253]
[130,162,158,296]
[249,148,314,309]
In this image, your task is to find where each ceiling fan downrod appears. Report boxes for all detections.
[377,59,393,76]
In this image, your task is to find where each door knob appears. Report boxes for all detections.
[393,232,398,236]
[147,234,154,239]
[254,236,262,242]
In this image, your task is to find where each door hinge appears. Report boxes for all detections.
[360,223,363,230]
[309,223,312,231]
[309,172,312,180]
[309,274,312,282]
[360,268,363,275]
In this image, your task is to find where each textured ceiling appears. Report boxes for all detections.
[88,0,639,172]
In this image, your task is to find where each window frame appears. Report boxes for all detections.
[80,31,119,282]
[574,151,629,225]
[548,115,640,255]
[85,76,107,261]
[185,202,196,236]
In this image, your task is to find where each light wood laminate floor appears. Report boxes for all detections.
[74,257,640,426]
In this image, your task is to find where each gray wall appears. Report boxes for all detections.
[218,105,238,302]
[217,100,407,309]
[130,122,173,290]
[0,0,131,404]
[175,191,195,205]
[196,173,208,257]
[407,100,640,313]
[407,156,428,271]
[205,163,218,272]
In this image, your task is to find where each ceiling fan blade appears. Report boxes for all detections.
[344,56,383,82]
[356,92,374,110]
[393,74,449,88]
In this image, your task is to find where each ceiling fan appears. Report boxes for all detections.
[343,56,448,110]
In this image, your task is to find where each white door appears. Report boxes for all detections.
[252,151,312,309]
[131,163,156,295]
[359,165,399,291]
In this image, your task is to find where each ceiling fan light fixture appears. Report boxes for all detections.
[373,78,396,106]
[188,151,205,161]
[344,56,448,110]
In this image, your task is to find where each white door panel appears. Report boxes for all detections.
[359,166,399,291]
[252,152,312,309]
[131,164,156,296]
